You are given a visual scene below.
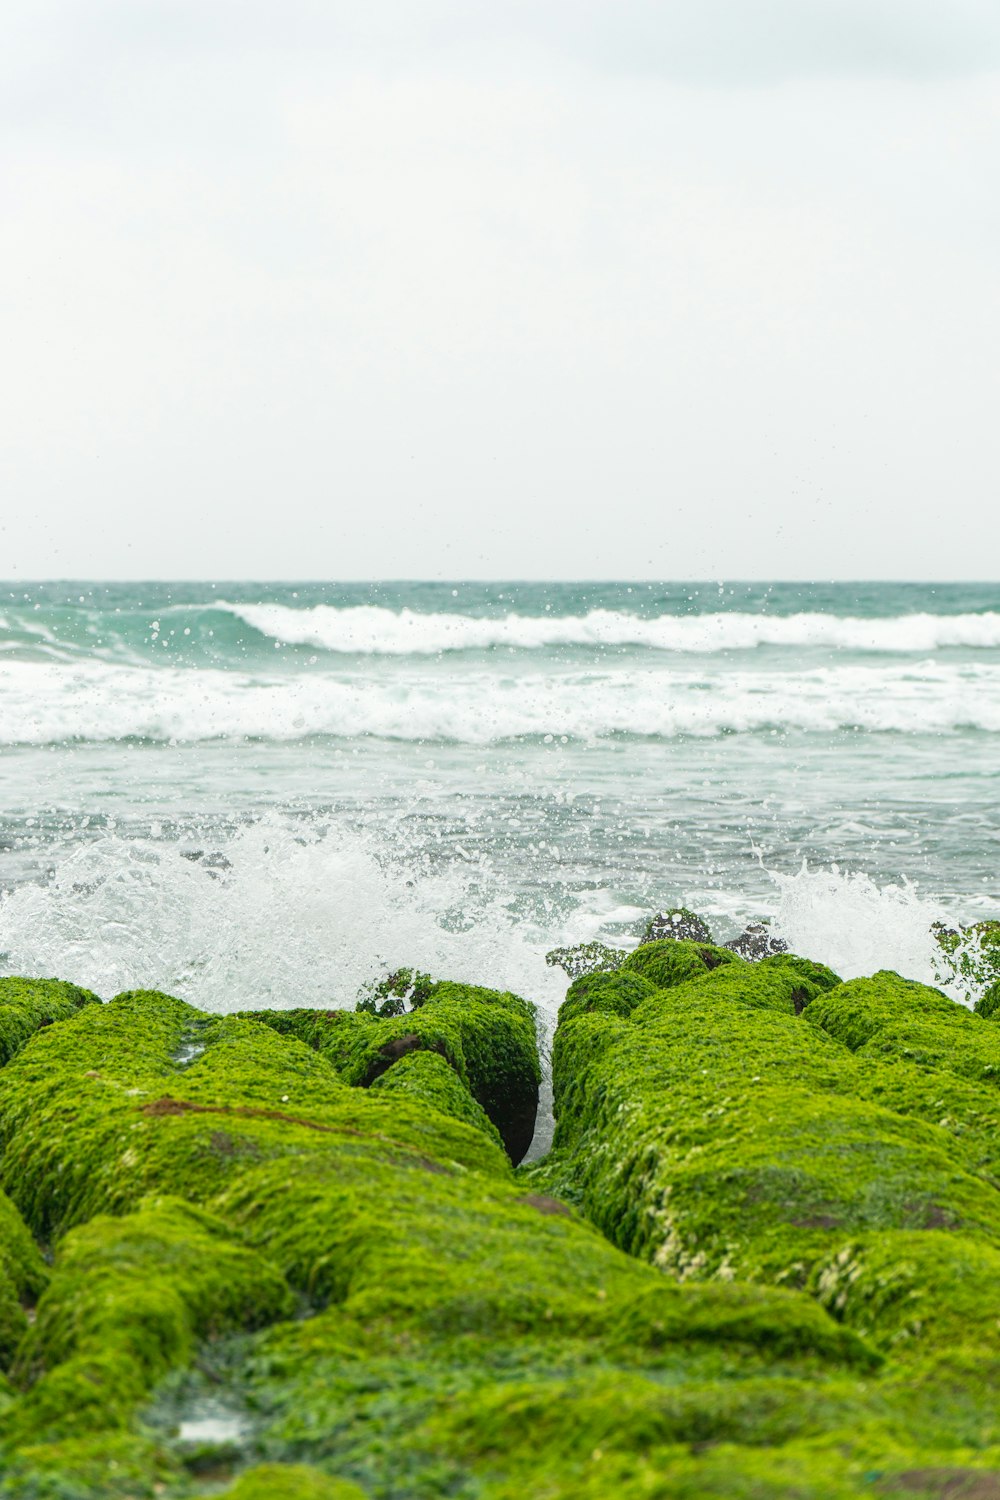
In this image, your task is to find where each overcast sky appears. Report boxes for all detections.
[2,1,998,580]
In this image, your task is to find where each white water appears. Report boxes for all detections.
[0,818,565,1015]
[4,656,1000,744]
[771,863,944,984]
[1,818,985,1015]
[221,602,1000,656]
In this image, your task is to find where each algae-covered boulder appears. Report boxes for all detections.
[246,980,540,1163]
[0,1192,48,1366]
[621,936,740,989]
[807,970,1000,1082]
[0,983,891,1500]
[976,980,1000,1020]
[557,969,658,1026]
[539,954,1000,1344]
[7,1196,293,1446]
[0,977,99,1068]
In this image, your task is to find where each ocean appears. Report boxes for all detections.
[2,579,999,1021]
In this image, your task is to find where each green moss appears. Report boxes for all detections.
[974,980,1000,1021]
[852,1057,1000,1187]
[7,960,1000,1496]
[557,970,659,1027]
[0,982,881,1489]
[807,972,1000,1086]
[5,1197,292,1444]
[544,961,1000,1308]
[246,981,541,1163]
[812,1229,1000,1360]
[0,978,99,1069]
[0,1430,176,1498]
[0,1191,48,1367]
[214,1467,365,1500]
[0,994,513,1240]
[629,953,839,1021]
[370,1050,507,1155]
[423,1370,876,1468]
[605,1280,875,1367]
[621,938,741,990]
[550,1012,630,1154]
[762,953,842,994]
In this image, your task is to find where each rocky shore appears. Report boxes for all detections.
[1,922,1000,1497]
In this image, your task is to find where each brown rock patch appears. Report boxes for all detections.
[518,1194,573,1218]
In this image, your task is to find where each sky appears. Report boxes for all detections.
[1,1,998,580]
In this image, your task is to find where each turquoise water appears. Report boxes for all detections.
[2,580,999,1012]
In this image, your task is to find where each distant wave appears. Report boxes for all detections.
[219,603,1000,656]
[4,658,1000,745]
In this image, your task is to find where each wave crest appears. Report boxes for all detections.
[220,603,1000,656]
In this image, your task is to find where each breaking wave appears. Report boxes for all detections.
[220,603,1000,656]
[3,657,1000,744]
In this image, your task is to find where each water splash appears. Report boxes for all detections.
[767,861,980,1002]
[0,815,565,1017]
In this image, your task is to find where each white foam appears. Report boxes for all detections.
[0,817,565,1017]
[219,603,1000,656]
[177,1412,248,1446]
[3,657,1000,744]
[767,862,979,1001]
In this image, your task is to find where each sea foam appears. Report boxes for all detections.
[3,657,1000,744]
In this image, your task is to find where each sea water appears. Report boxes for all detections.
[1,580,998,1017]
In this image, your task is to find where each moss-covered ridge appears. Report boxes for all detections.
[243,978,540,1163]
[538,946,1000,1367]
[1,954,1000,1497]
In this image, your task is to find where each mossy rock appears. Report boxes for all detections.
[6,970,1000,1494]
[0,993,510,1240]
[246,980,540,1164]
[807,972,1000,1086]
[370,1050,507,1156]
[629,953,841,1022]
[0,1430,176,1498]
[543,958,1000,1338]
[812,1228,1000,1360]
[6,1196,293,1445]
[0,1191,48,1368]
[975,980,1000,1021]
[621,937,741,990]
[557,969,659,1026]
[0,984,889,1498]
[764,953,842,995]
[0,977,100,1068]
